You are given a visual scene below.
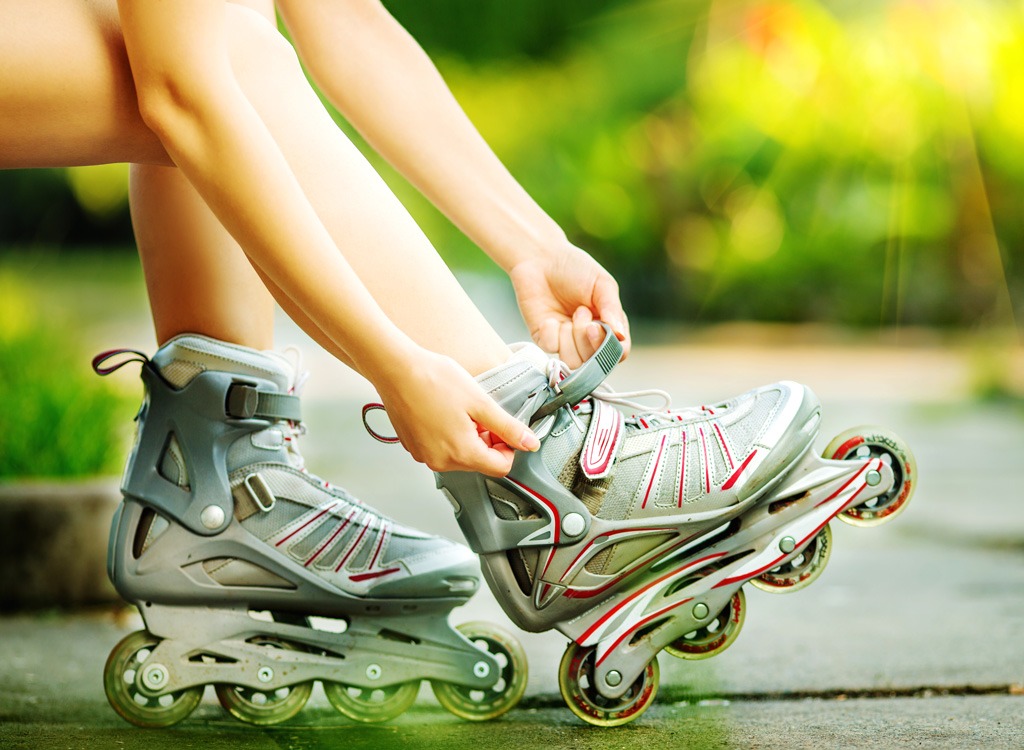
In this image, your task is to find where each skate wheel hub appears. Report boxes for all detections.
[366,664,382,680]
[779,536,796,554]
[562,513,586,537]
[865,469,882,486]
[142,664,169,691]
[605,670,623,687]
[692,602,710,620]
[200,504,225,529]
[257,667,274,683]
[473,660,491,678]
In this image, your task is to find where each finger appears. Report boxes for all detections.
[470,442,516,478]
[571,306,596,363]
[558,320,583,369]
[471,397,540,454]
[535,317,561,355]
[592,277,628,337]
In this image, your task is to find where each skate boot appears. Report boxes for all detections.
[437,325,915,726]
[94,335,527,727]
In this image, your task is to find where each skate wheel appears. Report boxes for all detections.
[825,426,917,527]
[557,642,659,727]
[664,588,746,660]
[750,524,832,594]
[214,637,312,725]
[324,679,419,723]
[431,621,528,721]
[103,630,203,728]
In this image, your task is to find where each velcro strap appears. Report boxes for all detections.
[579,399,625,480]
[226,383,302,422]
[534,323,622,421]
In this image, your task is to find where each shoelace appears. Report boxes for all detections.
[543,358,711,429]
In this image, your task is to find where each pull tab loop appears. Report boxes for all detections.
[92,348,149,376]
[361,403,400,444]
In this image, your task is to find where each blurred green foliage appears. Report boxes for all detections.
[1,0,1021,330]
[0,270,132,478]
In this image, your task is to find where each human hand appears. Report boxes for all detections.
[371,347,539,476]
[508,243,631,368]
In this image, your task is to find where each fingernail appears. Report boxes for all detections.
[587,323,602,344]
[521,430,540,451]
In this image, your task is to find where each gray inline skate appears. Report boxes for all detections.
[437,325,915,726]
[95,336,527,727]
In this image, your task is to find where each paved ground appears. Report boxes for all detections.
[2,276,1023,748]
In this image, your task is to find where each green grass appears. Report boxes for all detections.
[0,250,141,479]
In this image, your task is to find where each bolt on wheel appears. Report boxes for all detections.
[214,637,312,725]
[104,630,203,728]
[664,588,746,660]
[825,426,917,527]
[558,641,659,727]
[751,525,833,594]
[431,621,528,721]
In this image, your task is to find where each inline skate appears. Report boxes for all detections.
[95,335,527,727]
[436,325,915,726]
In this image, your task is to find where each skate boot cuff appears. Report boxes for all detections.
[152,334,296,393]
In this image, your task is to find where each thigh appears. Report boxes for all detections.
[0,0,168,168]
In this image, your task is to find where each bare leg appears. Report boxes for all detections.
[2,0,510,374]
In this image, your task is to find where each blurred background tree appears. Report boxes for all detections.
[1,0,1021,331]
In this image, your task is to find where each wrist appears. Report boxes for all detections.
[489,215,570,273]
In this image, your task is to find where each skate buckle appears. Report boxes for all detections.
[227,383,260,419]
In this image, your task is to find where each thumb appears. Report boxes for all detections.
[593,277,628,342]
[472,397,540,454]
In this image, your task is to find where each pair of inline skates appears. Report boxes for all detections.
[96,326,914,728]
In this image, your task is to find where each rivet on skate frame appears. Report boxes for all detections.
[692,602,710,620]
[257,667,274,683]
[866,470,882,487]
[562,513,585,537]
[142,664,169,691]
[473,661,491,679]
[779,536,796,554]
[200,504,226,529]
[605,671,623,688]
[366,664,382,680]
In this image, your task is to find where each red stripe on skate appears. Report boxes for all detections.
[830,435,865,460]
[677,432,687,507]
[558,527,676,585]
[581,402,623,478]
[304,508,358,567]
[335,518,373,572]
[721,449,758,492]
[369,521,389,570]
[641,433,670,509]
[349,567,400,582]
[276,502,338,547]
[713,423,734,470]
[576,552,726,644]
[715,479,872,590]
[596,598,692,667]
[507,479,561,546]
[815,461,870,508]
[699,427,710,494]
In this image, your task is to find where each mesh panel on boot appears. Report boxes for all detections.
[724,388,782,451]
[595,453,649,520]
[586,534,673,576]
[382,532,450,565]
[238,497,309,541]
[200,558,293,588]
